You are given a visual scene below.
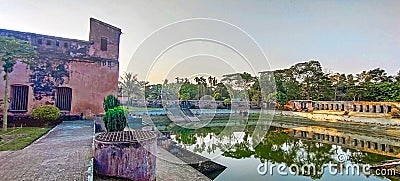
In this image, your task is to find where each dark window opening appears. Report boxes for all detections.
[46,40,52,46]
[372,105,376,113]
[64,42,68,48]
[37,39,42,44]
[359,105,363,112]
[101,37,108,51]
[353,105,357,111]
[388,106,392,113]
[56,41,60,47]
[56,87,72,111]
[366,105,370,112]
[10,85,29,111]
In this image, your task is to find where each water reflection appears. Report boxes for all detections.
[164,125,397,180]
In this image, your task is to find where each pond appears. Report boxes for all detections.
[160,125,397,181]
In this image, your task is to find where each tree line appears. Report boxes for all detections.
[118,60,400,107]
[271,60,400,106]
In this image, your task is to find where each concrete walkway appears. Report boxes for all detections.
[0,120,94,181]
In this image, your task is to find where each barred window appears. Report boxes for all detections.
[56,87,72,111]
[10,85,29,111]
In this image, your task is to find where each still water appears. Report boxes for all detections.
[163,125,397,181]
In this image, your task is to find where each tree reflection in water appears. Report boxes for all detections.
[170,125,396,180]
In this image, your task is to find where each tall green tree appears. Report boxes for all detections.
[291,60,326,100]
[329,73,347,101]
[0,36,37,132]
[214,82,229,99]
[396,70,400,82]
[179,82,198,100]
[272,68,300,106]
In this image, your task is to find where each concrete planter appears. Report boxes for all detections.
[94,130,157,181]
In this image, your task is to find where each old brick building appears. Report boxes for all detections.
[0,18,121,116]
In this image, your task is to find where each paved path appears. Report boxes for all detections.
[0,120,94,181]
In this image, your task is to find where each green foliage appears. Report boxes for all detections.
[175,130,197,145]
[248,79,262,102]
[275,91,288,108]
[179,83,198,100]
[102,107,127,132]
[267,61,400,103]
[103,95,120,112]
[0,36,38,73]
[31,105,61,121]
[145,84,162,100]
[224,98,231,105]
[213,92,223,101]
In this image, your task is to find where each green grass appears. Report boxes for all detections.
[0,127,50,151]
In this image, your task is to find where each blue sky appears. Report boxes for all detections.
[1,0,399,83]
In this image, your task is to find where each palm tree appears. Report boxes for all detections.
[118,72,147,105]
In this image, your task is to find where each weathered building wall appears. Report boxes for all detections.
[0,18,121,116]
[67,61,118,115]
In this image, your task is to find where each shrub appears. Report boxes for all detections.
[103,95,120,112]
[103,106,127,132]
[224,98,231,109]
[32,105,61,121]
[224,98,231,105]
[213,92,223,101]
